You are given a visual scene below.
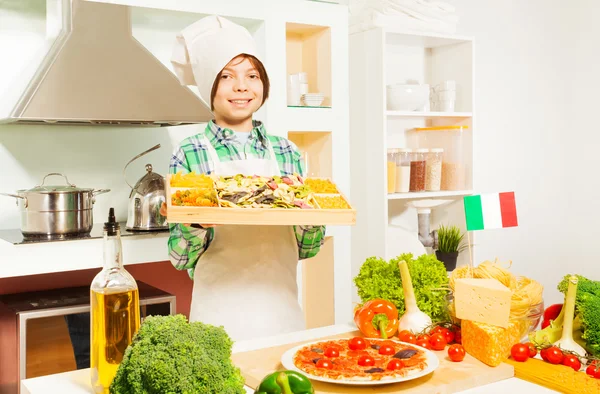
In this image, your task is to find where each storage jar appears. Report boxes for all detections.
[426,148,443,191]
[386,149,398,194]
[409,149,428,192]
[395,148,412,193]
[410,126,469,191]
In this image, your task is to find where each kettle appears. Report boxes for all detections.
[123,144,168,231]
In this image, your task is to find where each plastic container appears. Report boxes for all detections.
[409,148,428,192]
[387,149,398,193]
[410,126,468,191]
[90,208,140,394]
[426,148,443,191]
[395,148,412,193]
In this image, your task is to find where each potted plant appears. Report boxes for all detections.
[435,224,467,271]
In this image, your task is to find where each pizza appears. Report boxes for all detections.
[293,337,430,381]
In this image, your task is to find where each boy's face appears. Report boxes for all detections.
[212,57,264,125]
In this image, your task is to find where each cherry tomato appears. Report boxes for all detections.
[441,328,455,344]
[540,347,549,362]
[586,364,600,378]
[316,359,333,369]
[417,334,431,342]
[398,330,417,344]
[525,342,537,358]
[510,343,530,362]
[430,326,444,335]
[545,346,564,365]
[416,339,431,349]
[562,354,581,371]
[448,344,466,362]
[349,337,368,351]
[387,358,404,371]
[454,329,462,345]
[429,333,447,351]
[358,355,375,367]
[324,347,339,358]
[379,345,396,356]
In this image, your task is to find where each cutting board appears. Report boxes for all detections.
[232,331,514,394]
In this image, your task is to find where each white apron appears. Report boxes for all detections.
[188,135,306,341]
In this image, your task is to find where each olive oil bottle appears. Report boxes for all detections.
[90,208,140,394]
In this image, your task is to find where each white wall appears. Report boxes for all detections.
[450,0,593,305]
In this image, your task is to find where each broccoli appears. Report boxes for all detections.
[110,314,245,394]
[530,275,600,357]
[353,253,449,322]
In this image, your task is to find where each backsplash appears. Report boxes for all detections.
[0,123,204,230]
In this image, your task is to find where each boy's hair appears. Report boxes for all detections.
[210,54,270,110]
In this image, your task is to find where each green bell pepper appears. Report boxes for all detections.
[254,370,315,394]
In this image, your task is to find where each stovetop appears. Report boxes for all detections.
[0,222,169,245]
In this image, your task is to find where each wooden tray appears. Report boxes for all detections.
[166,175,356,226]
[232,330,515,393]
[507,358,600,393]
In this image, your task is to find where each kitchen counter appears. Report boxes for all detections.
[21,323,558,394]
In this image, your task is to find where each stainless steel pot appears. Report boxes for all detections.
[0,173,110,237]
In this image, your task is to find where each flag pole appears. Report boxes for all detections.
[467,230,474,278]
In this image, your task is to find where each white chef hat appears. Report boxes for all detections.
[171,15,262,107]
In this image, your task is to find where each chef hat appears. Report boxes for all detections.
[171,15,262,107]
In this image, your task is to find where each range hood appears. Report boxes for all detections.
[0,0,213,126]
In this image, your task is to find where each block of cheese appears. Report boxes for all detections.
[462,319,520,367]
[454,278,511,328]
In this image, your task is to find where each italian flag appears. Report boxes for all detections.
[463,192,518,231]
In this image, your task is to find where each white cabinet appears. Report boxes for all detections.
[349,27,475,302]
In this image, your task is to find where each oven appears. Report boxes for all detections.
[0,281,175,394]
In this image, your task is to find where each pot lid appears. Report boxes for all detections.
[18,173,93,194]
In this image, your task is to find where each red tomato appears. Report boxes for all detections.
[417,334,431,342]
[545,347,564,365]
[454,329,462,345]
[349,337,368,351]
[441,328,455,344]
[448,344,466,362]
[416,339,431,349]
[510,344,529,362]
[358,355,375,367]
[398,330,416,344]
[541,320,551,329]
[387,359,404,371]
[586,364,600,378]
[525,342,537,358]
[324,347,339,358]
[379,345,396,356]
[540,348,549,362]
[543,304,563,322]
[562,355,581,371]
[429,333,447,351]
[316,359,333,369]
[430,326,444,335]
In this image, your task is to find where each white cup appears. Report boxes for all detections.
[298,72,308,84]
[438,99,455,112]
[288,74,301,106]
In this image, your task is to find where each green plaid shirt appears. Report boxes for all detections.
[168,120,326,279]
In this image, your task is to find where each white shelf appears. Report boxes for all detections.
[285,106,333,131]
[383,27,474,48]
[387,111,472,118]
[0,233,169,279]
[387,190,473,200]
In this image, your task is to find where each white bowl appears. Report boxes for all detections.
[386,84,430,111]
[302,95,324,106]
